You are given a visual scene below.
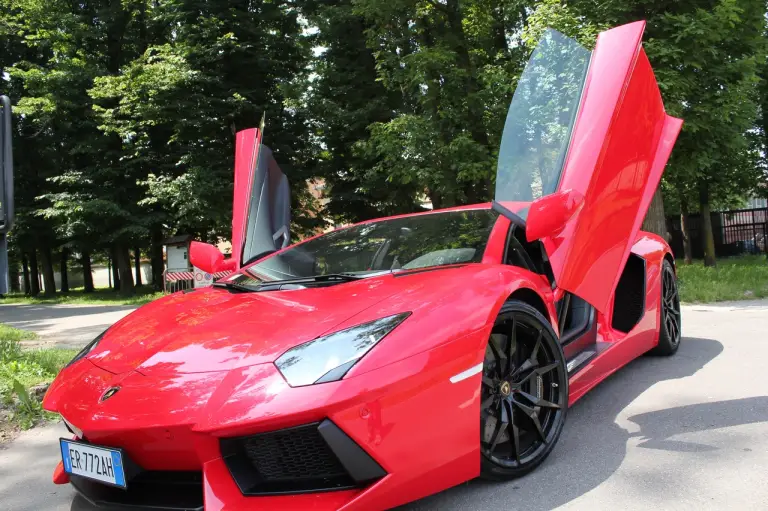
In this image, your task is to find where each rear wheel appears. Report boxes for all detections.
[480,300,568,480]
[648,260,681,356]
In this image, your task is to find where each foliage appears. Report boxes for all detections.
[1,0,766,282]
[1,286,163,306]
[0,324,37,344]
[0,325,76,430]
[677,255,768,302]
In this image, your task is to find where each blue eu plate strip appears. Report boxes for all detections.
[60,440,72,473]
[112,451,125,487]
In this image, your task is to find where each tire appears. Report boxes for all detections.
[480,300,568,480]
[648,259,681,356]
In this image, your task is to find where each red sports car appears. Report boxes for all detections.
[43,20,682,511]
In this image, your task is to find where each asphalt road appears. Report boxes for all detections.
[2,300,768,510]
[0,303,135,349]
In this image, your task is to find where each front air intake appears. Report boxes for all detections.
[220,419,386,495]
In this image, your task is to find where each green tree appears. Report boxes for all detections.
[350,0,530,209]
[300,0,424,223]
[570,0,767,266]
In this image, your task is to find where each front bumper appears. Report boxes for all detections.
[45,328,486,510]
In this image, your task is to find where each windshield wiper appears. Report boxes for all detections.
[215,273,371,293]
[260,273,365,287]
[212,280,260,293]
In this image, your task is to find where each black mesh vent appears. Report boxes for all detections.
[243,423,347,481]
[220,420,385,495]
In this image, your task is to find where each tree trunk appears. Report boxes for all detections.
[641,186,668,240]
[21,254,31,295]
[60,248,70,293]
[699,184,717,267]
[134,246,142,287]
[9,254,20,293]
[82,250,94,293]
[680,197,693,264]
[40,247,57,296]
[150,228,164,291]
[110,246,120,291]
[29,251,41,296]
[116,244,134,295]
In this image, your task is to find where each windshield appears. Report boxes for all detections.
[245,209,499,282]
[495,29,590,208]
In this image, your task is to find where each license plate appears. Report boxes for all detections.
[59,438,126,488]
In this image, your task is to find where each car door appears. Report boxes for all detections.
[496,21,682,314]
[231,128,291,269]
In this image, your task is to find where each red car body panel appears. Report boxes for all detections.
[231,127,262,269]
[540,21,682,314]
[43,20,682,511]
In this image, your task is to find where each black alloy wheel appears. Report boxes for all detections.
[649,260,681,356]
[480,300,568,479]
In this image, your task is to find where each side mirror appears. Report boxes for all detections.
[526,189,583,242]
[189,241,235,274]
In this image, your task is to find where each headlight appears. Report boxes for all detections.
[65,330,106,368]
[275,312,411,387]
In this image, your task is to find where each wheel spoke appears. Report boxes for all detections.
[488,418,505,452]
[481,394,495,410]
[487,337,505,379]
[530,331,542,361]
[512,397,547,444]
[503,400,520,463]
[668,313,679,336]
[482,375,495,388]
[506,317,517,376]
[518,390,560,409]
[510,329,543,380]
[510,418,521,463]
[517,362,558,386]
[511,358,534,379]
[487,400,509,453]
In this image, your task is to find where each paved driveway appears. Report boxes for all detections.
[1,300,767,510]
[0,303,136,348]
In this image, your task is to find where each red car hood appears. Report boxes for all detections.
[88,276,404,376]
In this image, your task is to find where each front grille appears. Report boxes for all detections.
[243,423,348,481]
[71,471,203,511]
[220,419,386,495]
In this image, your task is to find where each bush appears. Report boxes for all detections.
[677,255,768,303]
[0,324,77,430]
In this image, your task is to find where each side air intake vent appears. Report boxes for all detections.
[612,253,646,333]
[220,419,385,495]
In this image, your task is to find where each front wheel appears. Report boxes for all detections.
[480,300,568,480]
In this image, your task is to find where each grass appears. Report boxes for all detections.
[677,254,768,303]
[1,285,164,307]
[0,324,77,433]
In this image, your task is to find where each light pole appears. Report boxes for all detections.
[0,95,14,296]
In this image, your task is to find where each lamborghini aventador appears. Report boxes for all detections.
[43,20,683,511]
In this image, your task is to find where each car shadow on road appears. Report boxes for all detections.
[401,337,768,510]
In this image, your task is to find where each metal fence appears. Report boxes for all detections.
[667,207,768,259]
[163,268,234,293]
[163,269,194,294]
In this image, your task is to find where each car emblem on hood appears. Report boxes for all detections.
[100,387,120,402]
